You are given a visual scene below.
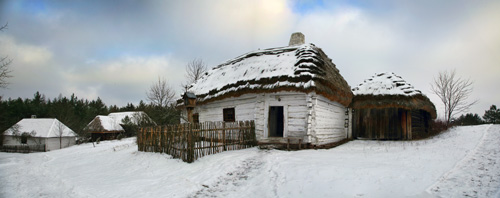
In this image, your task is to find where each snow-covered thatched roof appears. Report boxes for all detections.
[108,111,153,125]
[4,118,76,138]
[85,111,154,133]
[351,72,436,119]
[85,115,124,133]
[352,72,421,96]
[183,43,353,106]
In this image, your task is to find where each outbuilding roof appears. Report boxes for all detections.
[351,72,436,119]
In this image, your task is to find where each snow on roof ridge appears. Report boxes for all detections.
[211,43,313,71]
[352,72,422,96]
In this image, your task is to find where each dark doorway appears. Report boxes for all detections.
[269,106,284,137]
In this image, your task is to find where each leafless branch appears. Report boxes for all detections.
[0,56,13,88]
[431,69,478,126]
[56,121,66,149]
[147,77,176,108]
[182,58,207,91]
[0,22,7,31]
[1,22,13,89]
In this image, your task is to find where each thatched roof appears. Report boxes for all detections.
[108,111,155,125]
[85,116,124,133]
[351,72,436,119]
[183,43,353,106]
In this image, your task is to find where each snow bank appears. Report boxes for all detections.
[1,125,499,198]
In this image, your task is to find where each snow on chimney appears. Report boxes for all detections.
[289,32,305,46]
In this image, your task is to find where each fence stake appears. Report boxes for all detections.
[222,122,226,151]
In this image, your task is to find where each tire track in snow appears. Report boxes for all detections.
[428,125,500,197]
[190,150,268,198]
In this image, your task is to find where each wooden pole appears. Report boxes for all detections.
[187,123,194,163]
[223,122,226,151]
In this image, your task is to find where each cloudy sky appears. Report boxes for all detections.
[0,0,499,119]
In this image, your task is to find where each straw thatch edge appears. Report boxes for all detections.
[350,94,437,119]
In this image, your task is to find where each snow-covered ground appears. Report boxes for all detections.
[1,125,499,198]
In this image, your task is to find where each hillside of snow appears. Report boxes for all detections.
[1,125,499,198]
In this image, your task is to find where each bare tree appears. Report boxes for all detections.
[182,58,207,91]
[1,23,13,89]
[146,77,176,108]
[431,69,478,126]
[56,121,66,149]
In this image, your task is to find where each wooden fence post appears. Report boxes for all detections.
[222,122,226,151]
[187,123,195,163]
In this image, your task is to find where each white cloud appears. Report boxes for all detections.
[293,6,400,87]
[0,35,59,98]
[60,55,186,105]
[0,35,53,65]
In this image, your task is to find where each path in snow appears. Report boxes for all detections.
[190,150,268,198]
[429,125,500,197]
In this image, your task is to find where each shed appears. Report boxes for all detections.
[3,118,77,151]
[351,72,436,140]
[178,33,353,147]
[85,111,155,141]
[85,115,124,141]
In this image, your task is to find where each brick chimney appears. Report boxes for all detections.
[289,32,305,46]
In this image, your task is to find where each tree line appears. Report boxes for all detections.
[452,105,500,126]
[0,91,180,145]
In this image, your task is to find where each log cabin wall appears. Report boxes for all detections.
[353,108,412,140]
[187,92,309,143]
[312,94,348,145]
[180,91,349,146]
[411,109,431,138]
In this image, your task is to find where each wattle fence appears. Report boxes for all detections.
[137,120,256,163]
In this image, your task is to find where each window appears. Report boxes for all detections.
[20,133,29,144]
[223,108,235,122]
[193,113,199,123]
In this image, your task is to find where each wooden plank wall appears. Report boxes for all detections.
[190,92,309,142]
[137,121,256,163]
[183,92,349,145]
[312,95,348,144]
[411,109,431,138]
[353,108,412,140]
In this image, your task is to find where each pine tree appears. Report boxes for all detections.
[483,105,500,124]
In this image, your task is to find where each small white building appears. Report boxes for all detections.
[178,33,353,147]
[3,118,77,151]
